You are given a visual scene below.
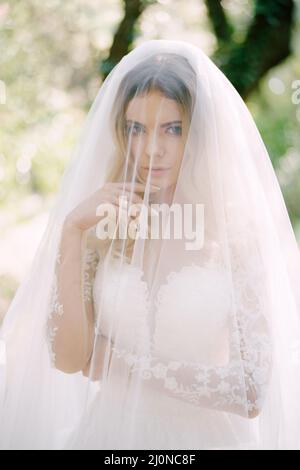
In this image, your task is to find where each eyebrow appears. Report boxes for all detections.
[125,119,182,128]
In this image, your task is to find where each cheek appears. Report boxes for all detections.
[129,138,146,156]
[129,140,137,154]
[168,140,185,165]
[128,141,141,163]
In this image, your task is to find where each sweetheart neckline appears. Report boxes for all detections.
[95,258,229,313]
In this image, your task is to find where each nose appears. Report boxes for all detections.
[145,132,165,159]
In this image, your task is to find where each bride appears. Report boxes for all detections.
[1,39,300,450]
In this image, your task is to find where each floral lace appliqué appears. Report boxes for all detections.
[46,243,100,368]
[109,252,273,419]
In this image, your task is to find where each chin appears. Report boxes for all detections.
[149,180,171,190]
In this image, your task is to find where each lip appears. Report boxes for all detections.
[143,167,171,172]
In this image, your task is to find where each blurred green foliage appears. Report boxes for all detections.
[0,0,299,238]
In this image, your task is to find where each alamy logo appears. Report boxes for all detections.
[292,80,300,105]
[0,80,6,105]
[95,196,205,251]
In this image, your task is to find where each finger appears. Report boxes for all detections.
[113,189,144,205]
[109,195,137,215]
[95,201,119,218]
[113,182,160,193]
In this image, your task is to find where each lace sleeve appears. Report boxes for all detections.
[112,244,273,420]
[46,227,100,370]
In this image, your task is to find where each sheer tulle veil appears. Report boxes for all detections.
[1,39,300,450]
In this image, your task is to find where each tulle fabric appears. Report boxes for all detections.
[1,39,300,450]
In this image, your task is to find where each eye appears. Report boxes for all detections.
[125,124,144,135]
[166,125,182,135]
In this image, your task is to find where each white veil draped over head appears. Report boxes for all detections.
[1,39,300,450]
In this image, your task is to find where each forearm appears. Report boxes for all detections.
[82,334,114,380]
[48,223,93,373]
[112,339,272,419]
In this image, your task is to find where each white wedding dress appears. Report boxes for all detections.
[64,246,270,450]
[2,39,299,451]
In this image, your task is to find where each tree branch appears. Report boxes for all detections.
[100,0,154,80]
[219,0,295,98]
[204,0,233,46]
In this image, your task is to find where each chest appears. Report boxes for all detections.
[93,260,232,363]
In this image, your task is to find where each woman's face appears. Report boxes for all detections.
[124,89,189,190]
